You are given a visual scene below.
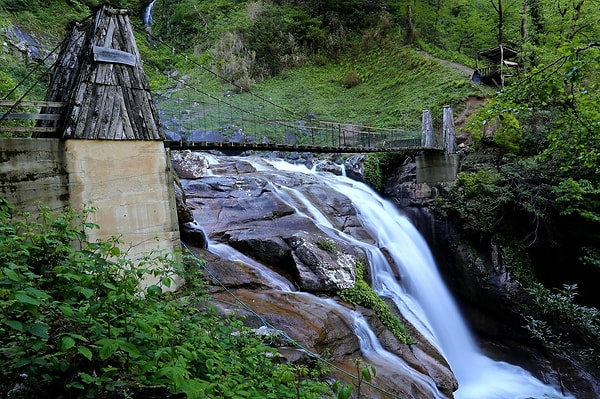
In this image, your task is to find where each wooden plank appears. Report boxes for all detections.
[0,113,62,121]
[0,101,66,108]
[92,45,136,67]
[0,126,58,133]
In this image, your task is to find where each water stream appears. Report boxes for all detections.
[198,155,573,399]
[142,0,157,26]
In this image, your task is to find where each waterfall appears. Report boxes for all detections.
[142,0,157,26]
[192,155,574,398]
[262,159,572,399]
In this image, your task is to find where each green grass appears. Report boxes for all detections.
[146,37,488,138]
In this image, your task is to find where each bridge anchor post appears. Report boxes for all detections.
[416,106,459,183]
[421,109,435,148]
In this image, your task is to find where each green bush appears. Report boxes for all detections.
[339,260,412,344]
[493,113,522,154]
[363,152,407,193]
[342,71,359,88]
[0,198,330,398]
[524,283,600,368]
[450,169,509,233]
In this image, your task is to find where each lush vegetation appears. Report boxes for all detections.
[446,41,600,371]
[0,199,332,398]
[338,260,411,345]
[1,0,599,387]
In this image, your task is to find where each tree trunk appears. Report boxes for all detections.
[490,0,504,44]
[406,1,417,44]
[521,1,527,42]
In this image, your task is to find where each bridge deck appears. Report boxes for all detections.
[164,140,443,153]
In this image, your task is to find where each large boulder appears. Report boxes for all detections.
[171,150,209,179]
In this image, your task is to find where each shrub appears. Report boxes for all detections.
[316,238,339,255]
[524,283,600,368]
[449,169,510,233]
[493,113,522,154]
[0,198,330,398]
[342,70,360,88]
[339,259,412,344]
[363,152,408,193]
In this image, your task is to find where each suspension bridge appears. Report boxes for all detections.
[0,5,454,156]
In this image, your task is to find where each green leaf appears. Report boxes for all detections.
[341,384,354,399]
[117,340,140,357]
[78,287,94,299]
[160,277,172,288]
[102,282,118,291]
[146,285,162,296]
[97,338,119,361]
[2,267,20,282]
[59,336,76,351]
[29,322,49,339]
[110,246,121,257]
[58,304,74,317]
[15,292,41,306]
[361,366,372,382]
[66,381,85,390]
[77,346,93,361]
[4,319,25,332]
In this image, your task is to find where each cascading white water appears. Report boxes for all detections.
[207,242,296,292]
[325,176,573,399]
[142,0,157,26]
[261,159,573,399]
[195,155,574,398]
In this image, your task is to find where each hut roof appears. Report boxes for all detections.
[37,4,164,140]
[477,45,519,63]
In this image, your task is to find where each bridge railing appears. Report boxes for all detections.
[155,94,453,152]
[0,101,65,135]
[159,107,423,150]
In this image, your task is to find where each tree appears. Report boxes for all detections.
[490,0,505,43]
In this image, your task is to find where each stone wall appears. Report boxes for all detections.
[415,153,459,183]
[0,138,181,287]
[0,138,70,212]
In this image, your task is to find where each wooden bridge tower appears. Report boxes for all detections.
[33,4,180,285]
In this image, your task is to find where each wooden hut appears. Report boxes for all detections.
[471,45,520,88]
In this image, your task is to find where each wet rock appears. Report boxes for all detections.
[178,154,457,399]
[180,220,208,249]
[344,154,366,182]
[172,173,194,223]
[285,232,356,292]
[171,150,208,179]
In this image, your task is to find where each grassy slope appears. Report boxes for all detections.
[2,4,493,137]
[147,38,493,140]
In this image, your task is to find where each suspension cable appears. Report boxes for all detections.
[0,39,65,124]
[150,68,301,133]
[132,22,304,121]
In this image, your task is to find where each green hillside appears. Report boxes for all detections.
[1,0,599,395]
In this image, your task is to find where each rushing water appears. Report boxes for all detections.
[199,155,573,399]
[322,174,573,399]
[142,0,157,26]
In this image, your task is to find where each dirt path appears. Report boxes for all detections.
[417,50,474,76]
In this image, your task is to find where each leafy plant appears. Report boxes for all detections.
[354,359,376,399]
[363,152,408,193]
[524,283,600,369]
[316,238,338,255]
[342,70,359,88]
[338,259,411,344]
[0,198,332,398]
[492,113,522,154]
